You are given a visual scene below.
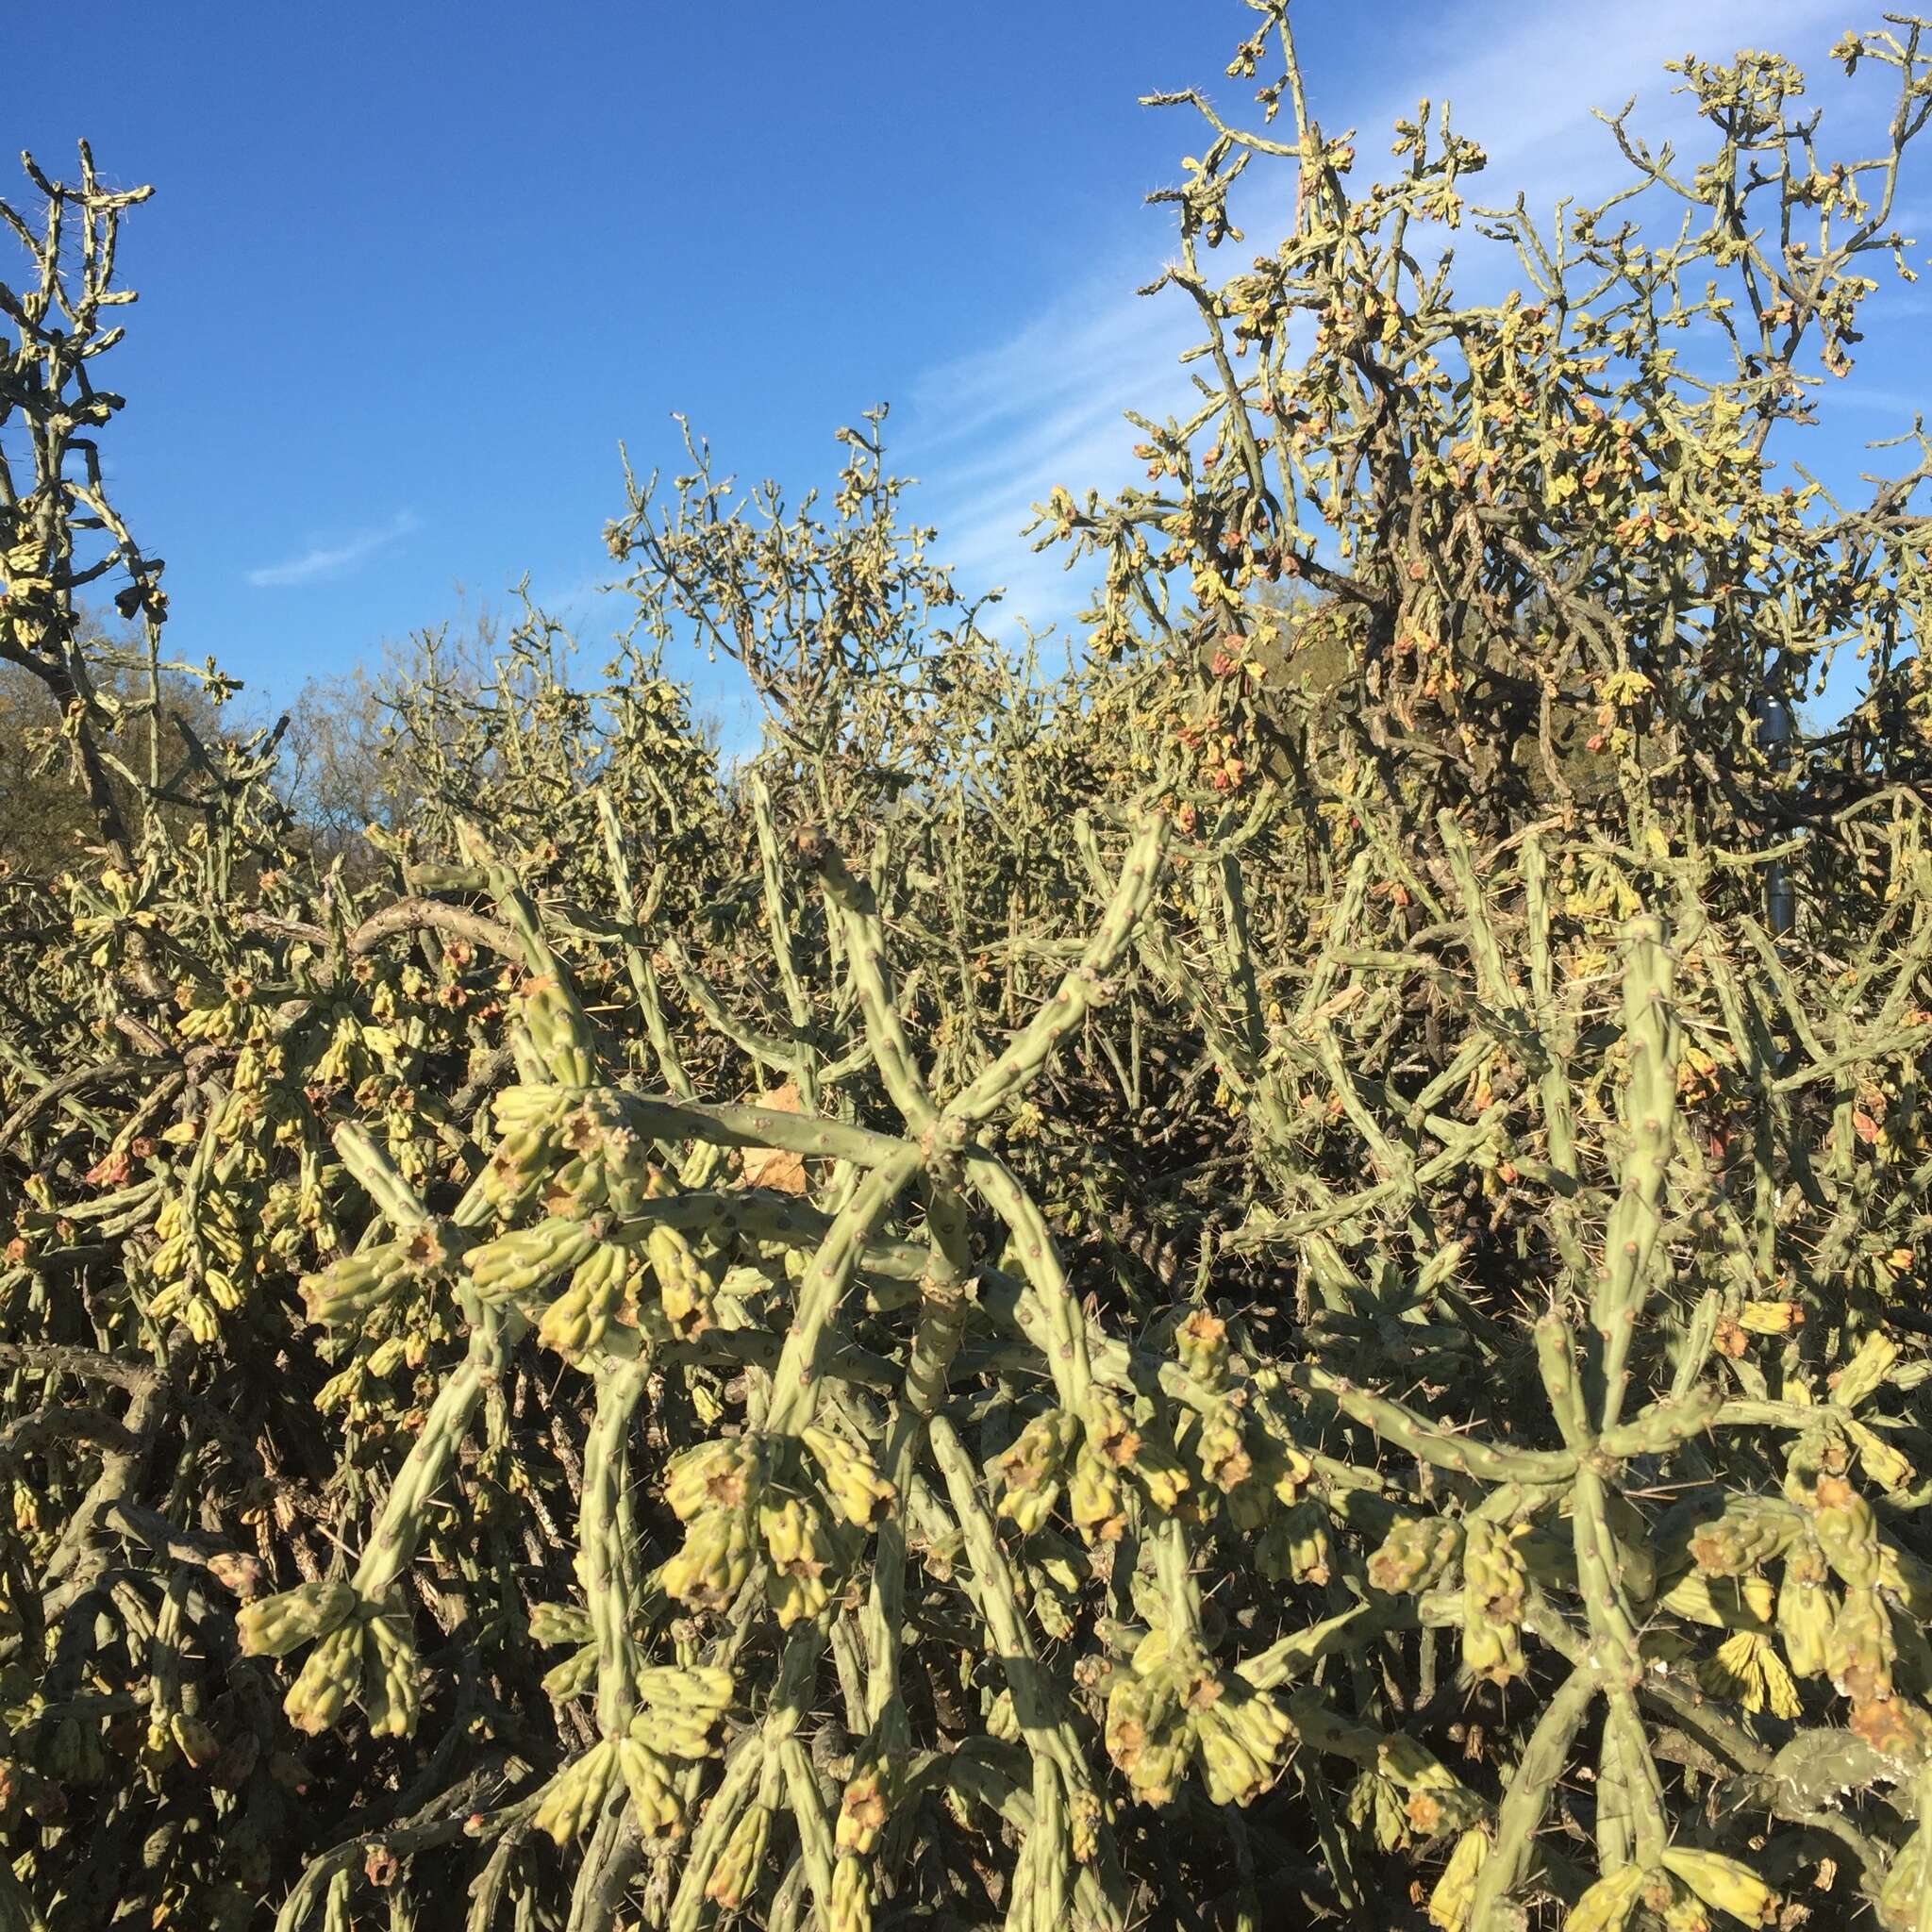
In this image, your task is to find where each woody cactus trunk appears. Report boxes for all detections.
[5,8,1932,1931]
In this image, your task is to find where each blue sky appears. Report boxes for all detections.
[4,1,1924,739]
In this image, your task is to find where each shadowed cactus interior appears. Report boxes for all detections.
[4,8,1932,1930]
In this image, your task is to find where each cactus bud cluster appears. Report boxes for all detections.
[758,1494,839,1626]
[1369,1514,1463,1595]
[522,974,597,1089]
[239,1584,422,1740]
[801,1424,896,1527]
[1104,1630,1291,1808]
[706,1799,773,1910]
[531,1666,731,1846]
[533,1740,617,1845]
[1458,1520,1528,1686]
[464,1211,600,1306]
[236,1578,357,1659]
[299,1218,462,1325]
[659,1427,898,1626]
[995,1408,1081,1535]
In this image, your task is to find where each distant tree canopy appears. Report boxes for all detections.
[0,622,255,877]
[0,600,732,881]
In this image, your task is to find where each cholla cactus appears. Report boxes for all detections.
[7,9,1932,1929]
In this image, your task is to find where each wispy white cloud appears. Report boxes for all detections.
[246,508,421,589]
[900,0,1856,635]
[903,288,1202,633]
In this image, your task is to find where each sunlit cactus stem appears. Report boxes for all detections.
[583,1350,651,1738]
[1591,913,1679,1433]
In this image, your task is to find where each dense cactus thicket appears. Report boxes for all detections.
[6,8,1932,1928]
